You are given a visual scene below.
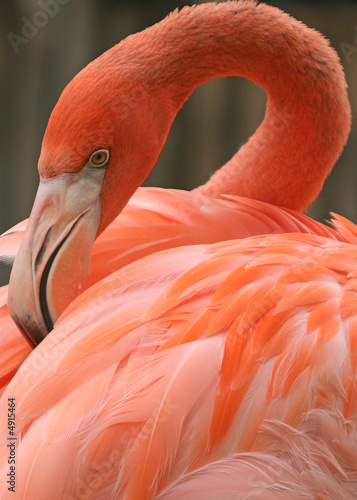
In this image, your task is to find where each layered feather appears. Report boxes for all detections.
[0,188,346,396]
[1,232,357,498]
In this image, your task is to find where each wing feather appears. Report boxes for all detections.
[1,232,357,497]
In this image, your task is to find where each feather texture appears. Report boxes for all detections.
[0,0,354,497]
[1,233,357,498]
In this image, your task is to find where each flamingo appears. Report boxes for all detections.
[0,1,356,498]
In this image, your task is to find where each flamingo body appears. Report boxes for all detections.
[0,188,344,396]
[1,232,357,498]
[0,0,355,498]
[7,0,351,344]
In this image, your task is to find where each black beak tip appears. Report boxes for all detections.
[12,311,48,348]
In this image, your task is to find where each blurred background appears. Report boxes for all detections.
[1,0,357,285]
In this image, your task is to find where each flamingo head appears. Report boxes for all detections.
[7,43,174,346]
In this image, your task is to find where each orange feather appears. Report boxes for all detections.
[1,1,356,498]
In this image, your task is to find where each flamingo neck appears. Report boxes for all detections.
[122,1,350,211]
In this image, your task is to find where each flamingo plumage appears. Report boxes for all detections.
[0,1,356,498]
[0,192,347,396]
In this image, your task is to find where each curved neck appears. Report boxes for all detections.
[117,1,350,211]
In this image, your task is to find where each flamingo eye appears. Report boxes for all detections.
[88,149,110,168]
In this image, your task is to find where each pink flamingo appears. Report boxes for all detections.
[0,2,356,498]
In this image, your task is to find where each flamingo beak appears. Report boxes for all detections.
[8,167,106,347]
